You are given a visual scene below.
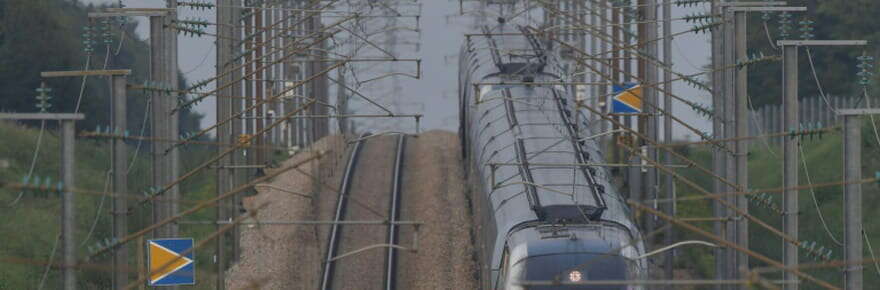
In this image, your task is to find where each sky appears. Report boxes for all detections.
[83,0,712,140]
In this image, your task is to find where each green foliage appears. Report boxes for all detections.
[0,0,203,134]
[674,118,880,288]
[0,1,222,285]
[0,119,220,288]
[746,0,880,108]
[670,146,717,278]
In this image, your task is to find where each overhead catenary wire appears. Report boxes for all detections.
[172,57,348,154]
[7,120,45,207]
[534,30,733,152]
[476,1,872,288]
[492,26,722,151]
[629,201,838,290]
[2,181,245,212]
[176,1,347,97]
[36,233,60,290]
[799,143,843,246]
[763,20,778,50]
[182,46,215,74]
[86,149,325,259]
[653,125,838,148]
[0,0,432,287]
[28,21,126,287]
[861,87,880,148]
[66,29,130,252]
[635,240,719,259]
[9,21,124,207]
[16,0,871,287]
[748,94,779,157]
[647,176,878,204]
[137,99,320,207]
[174,14,354,113]
[863,230,880,276]
[806,48,837,116]
[468,14,756,276]
[80,170,111,247]
[578,101,824,249]
[122,200,272,289]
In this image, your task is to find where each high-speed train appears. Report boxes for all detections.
[459,23,647,289]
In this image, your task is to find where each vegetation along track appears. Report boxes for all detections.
[320,133,407,290]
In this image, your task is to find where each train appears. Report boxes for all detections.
[458,22,648,289]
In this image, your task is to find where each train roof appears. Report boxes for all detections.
[462,23,640,238]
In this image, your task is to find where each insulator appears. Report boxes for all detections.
[778,12,793,39]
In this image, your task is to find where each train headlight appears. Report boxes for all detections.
[568,270,583,282]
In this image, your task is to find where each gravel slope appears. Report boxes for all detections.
[226,131,477,289]
[225,135,346,289]
[396,131,477,290]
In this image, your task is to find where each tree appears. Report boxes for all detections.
[745,0,880,108]
[0,0,203,134]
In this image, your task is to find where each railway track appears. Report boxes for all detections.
[320,134,407,290]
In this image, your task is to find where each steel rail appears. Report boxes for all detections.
[320,132,369,290]
[320,133,406,290]
[385,135,406,290]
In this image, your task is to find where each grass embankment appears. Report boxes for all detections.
[0,122,218,289]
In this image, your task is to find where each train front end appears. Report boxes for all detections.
[502,224,645,290]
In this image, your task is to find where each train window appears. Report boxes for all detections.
[495,247,511,290]
[508,253,638,290]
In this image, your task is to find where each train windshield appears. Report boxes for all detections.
[507,253,640,290]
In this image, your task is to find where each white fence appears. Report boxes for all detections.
[748,96,866,144]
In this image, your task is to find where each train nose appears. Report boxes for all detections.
[502,226,645,290]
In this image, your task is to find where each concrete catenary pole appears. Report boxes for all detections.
[662,0,674,284]
[721,4,738,283]
[166,0,180,237]
[610,1,622,169]
[60,119,76,290]
[0,112,84,290]
[265,3,275,148]
[337,67,348,134]
[230,0,244,263]
[781,43,799,290]
[598,0,609,145]
[782,39,869,290]
[626,1,640,205]
[111,74,129,290]
[166,0,180,240]
[148,8,180,290]
[149,14,169,240]
[842,110,867,290]
[308,5,329,142]
[643,0,660,250]
[590,0,598,122]
[734,7,810,290]
[255,2,266,166]
[283,0,298,143]
[733,9,748,285]
[710,1,727,285]
[149,6,181,241]
[244,0,255,179]
[215,0,234,288]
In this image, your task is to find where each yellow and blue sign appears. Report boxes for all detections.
[612,83,642,113]
[148,238,195,286]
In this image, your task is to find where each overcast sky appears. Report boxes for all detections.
[84,0,712,140]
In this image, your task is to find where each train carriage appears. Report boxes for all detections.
[459,23,647,290]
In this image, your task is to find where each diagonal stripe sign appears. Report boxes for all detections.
[148,238,195,286]
[612,83,642,113]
